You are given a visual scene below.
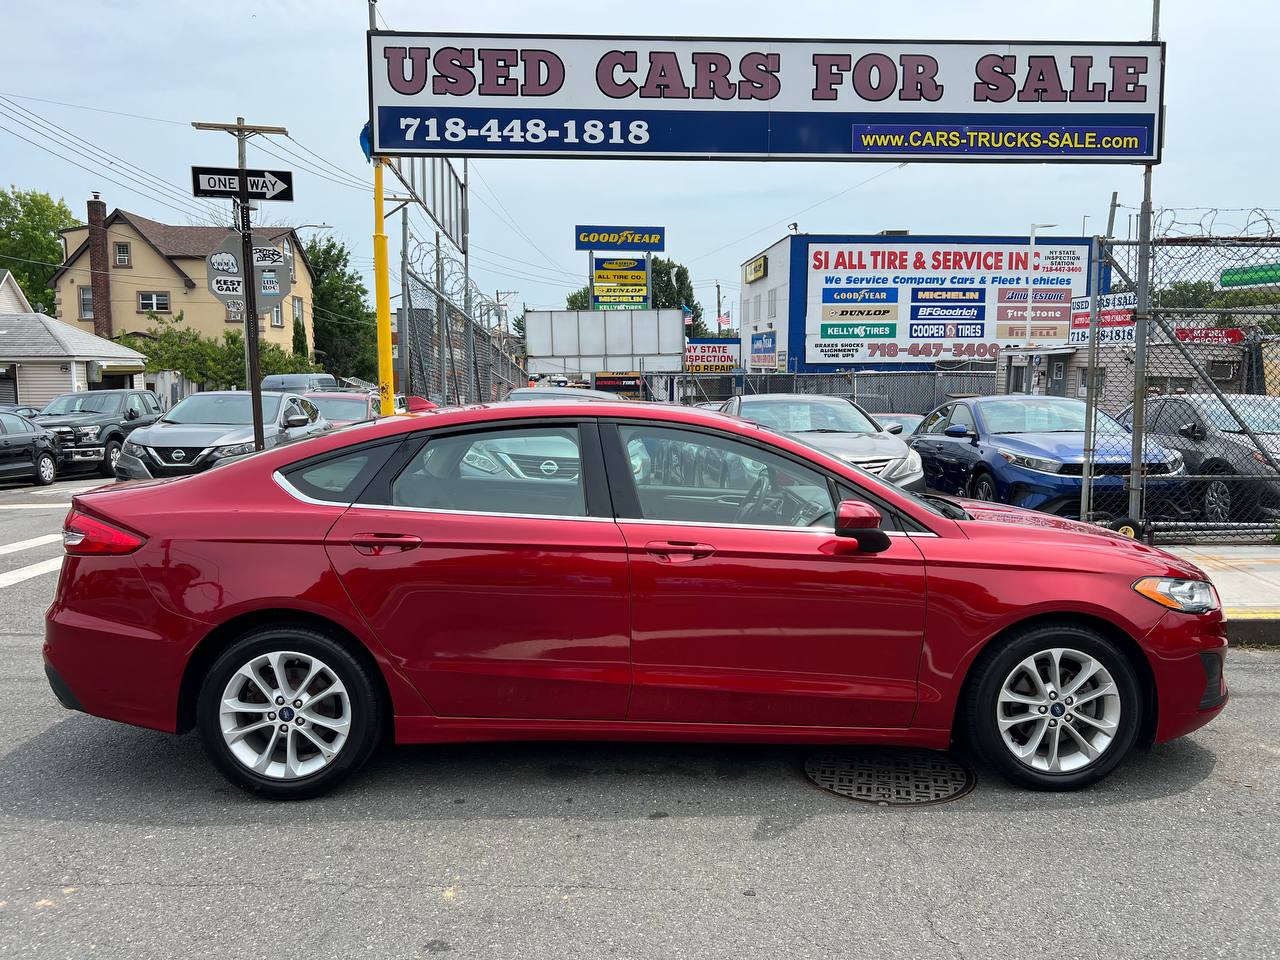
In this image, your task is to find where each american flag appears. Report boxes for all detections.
[716,314,732,329]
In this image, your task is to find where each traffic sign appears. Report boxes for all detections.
[206,234,293,310]
[192,166,294,202]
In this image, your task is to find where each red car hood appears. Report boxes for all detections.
[950,498,1208,581]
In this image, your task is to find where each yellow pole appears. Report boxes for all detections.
[372,158,395,415]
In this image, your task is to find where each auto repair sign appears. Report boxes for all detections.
[686,338,740,372]
[805,237,1090,364]
[368,34,1163,162]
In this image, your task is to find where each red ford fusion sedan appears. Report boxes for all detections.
[44,401,1228,799]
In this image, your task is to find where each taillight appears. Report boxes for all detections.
[63,510,145,555]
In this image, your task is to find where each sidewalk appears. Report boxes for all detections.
[1167,545,1280,645]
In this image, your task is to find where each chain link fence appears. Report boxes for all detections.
[1069,238,1280,543]
[675,370,998,413]
[401,268,526,405]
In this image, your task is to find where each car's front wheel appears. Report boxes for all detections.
[34,451,56,486]
[100,439,121,477]
[970,470,998,502]
[196,624,383,799]
[964,622,1142,790]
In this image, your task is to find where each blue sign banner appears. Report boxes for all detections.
[911,287,986,303]
[910,304,987,321]
[575,225,665,252]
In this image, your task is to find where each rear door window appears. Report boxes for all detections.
[282,442,400,503]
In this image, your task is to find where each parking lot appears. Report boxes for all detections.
[0,475,1275,958]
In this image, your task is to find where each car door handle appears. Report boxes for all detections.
[644,540,715,563]
[349,533,422,555]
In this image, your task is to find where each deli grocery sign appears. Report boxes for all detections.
[368,33,1163,162]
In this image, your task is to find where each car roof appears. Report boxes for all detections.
[737,393,854,403]
[507,387,625,400]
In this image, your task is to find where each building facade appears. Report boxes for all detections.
[49,193,315,352]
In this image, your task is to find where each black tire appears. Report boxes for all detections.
[970,470,998,502]
[33,451,56,486]
[1108,517,1140,538]
[100,439,122,478]
[196,624,384,800]
[962,621,1142,790]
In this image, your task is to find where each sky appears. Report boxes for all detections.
[2,0,1274,325]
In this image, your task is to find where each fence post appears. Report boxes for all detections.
[1080,237,1103,521]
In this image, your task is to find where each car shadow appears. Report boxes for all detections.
[0,714,1219,829]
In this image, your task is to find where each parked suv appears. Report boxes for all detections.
[261,373,340,392]
[1120,393,1280,522]
[33,389,161,477]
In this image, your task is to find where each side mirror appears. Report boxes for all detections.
[834,499,892,553]
[884,422,904,435]
[125,408,139,421]
[285,414,309,428]
[1178,422,1203,441]
[406,395,437,412]
[943,423,972,438]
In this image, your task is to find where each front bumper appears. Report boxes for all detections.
[57,445,105,466]
[998,464,1187,520]
[1146,610,1229,743]
[112,450,154,481]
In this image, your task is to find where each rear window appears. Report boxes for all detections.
[282,441,400,502]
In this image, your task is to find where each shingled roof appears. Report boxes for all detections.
[0,313,146,363]
[51,209,313,289]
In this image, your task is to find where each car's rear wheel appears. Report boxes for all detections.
[1202,474,1233,523]
[34,452,56,486]
[971,470,997,502]
[964,623,1142,790]
[196,625,383,800]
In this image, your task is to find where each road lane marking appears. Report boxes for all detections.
[0,556,63,588]
[0,535,61,556]
[0,504,72,510]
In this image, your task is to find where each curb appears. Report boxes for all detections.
[1226,615,1280,648]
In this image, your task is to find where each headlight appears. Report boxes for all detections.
[213,441,256,459]
[79,425,101,441]
[122,441,145,457]
[885,447,923,480]
[462,449,501,474]
[1133,577,1219,613]
[1166,451,1184,474]
[998,448,1062,474]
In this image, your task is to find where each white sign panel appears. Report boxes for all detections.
[685,338,741,372]
[1068,291,1137,344]
[804,237,1090,365]
[524,309,685,375]
[369,33,1163,162]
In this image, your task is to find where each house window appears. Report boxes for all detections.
[753,294,762,321]
[272,304,284,327]
[292,295,303,323]
[114,242,131,267]
[138,291,170,313]
[767,287,777,318]
[78,286,94,320]
[283,238,296,282]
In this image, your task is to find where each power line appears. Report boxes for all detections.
[247,138,371,194]
[0,121,222,223]
[0,91,188,126]
[0,97,225,222]
[468,162,576,275]
[260,135,370,190]
[284,134,372,185]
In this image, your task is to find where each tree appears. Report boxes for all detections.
[119,313,315,387]
[292,314,308,356]
[305,236,377,381]
[566,286,590,310]
[0,187,79,313]
[511,310,525,339]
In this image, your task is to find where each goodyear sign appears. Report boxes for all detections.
[575,225,665,251]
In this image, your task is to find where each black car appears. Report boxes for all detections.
[0,403,43,419]
[33,389,162,477]
[0,411,59,486]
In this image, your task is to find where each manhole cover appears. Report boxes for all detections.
[804,749,975,806]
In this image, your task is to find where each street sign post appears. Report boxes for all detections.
[191,166,295,202]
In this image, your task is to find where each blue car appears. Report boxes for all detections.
[909,395,1185,520]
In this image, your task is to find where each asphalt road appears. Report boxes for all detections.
[0,474,1277,959]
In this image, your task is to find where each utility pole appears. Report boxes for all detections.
[191,115,288,451]
[369,0,394,414]
[400,206,410,398]
[1127,0,1161,520]
[715,281,722,331]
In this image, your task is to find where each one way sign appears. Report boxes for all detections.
[191,166,294,202]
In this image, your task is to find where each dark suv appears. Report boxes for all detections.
[33,389,162,477]
[1121,393,1280,522]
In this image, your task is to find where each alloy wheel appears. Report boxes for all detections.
[219,650,352,780]
[109,445,121,466]
[996,647,1122,774]
[1203,479,1231,523]
[973,475,996,501]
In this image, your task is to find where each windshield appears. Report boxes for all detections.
[40,393,122,416]
[740,397,879,434]
[980,398,1124,434]
[1196,395,1280,433]
[309,396,371,421]
[164,393,282,425]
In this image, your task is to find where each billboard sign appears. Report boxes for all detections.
[1068,291,1137,344]
[369,33,1163,163]
[592,255,649,309]
[575,225,665,251]
[750,330,778,369]
[685,337,740,372]
[804,238,1090,364]
[524,309,684,374]
[744,254,768,283]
